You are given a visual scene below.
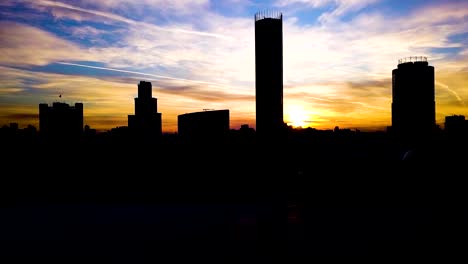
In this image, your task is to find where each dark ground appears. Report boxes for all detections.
[1,140,467,261]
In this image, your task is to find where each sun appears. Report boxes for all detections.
[287,107,309,128]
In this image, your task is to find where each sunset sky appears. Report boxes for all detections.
[1,0,467,132]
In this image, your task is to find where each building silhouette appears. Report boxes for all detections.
[128,81,162,139]
[392,57,435,142]
[178,109,229,142]
[39,102,83,138]
[255,11,284,138]
[445,115,467,135]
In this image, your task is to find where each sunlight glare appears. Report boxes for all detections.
[287,106,309,128]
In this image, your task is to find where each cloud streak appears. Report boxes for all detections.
[22,0,230,39]
[57,62,240,89]
[436,81,465,106]
[158,84,254,102]
[0,21,94,66]
[276,0,381,22]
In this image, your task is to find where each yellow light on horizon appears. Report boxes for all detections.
[286,106,310,128]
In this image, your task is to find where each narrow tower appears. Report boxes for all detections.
[255,11,284,138]
[128,81,162,139]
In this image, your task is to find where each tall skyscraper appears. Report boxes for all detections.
[128,81,162,138]
[255,11,284,138]
[392,57,435,141]
[39,102,83,138]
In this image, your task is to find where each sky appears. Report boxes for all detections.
[0,0,467,132]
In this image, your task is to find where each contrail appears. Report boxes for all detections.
[436,81,465,106]
[57,62,231,88]
[26,0,230,39]
[33,0,135,24]
[351,101,387,111]
[307,96,335,102]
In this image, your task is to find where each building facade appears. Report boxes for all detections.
[39,102,83,138]
[178,110,229,142]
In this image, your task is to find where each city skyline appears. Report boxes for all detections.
[1,0,467,132]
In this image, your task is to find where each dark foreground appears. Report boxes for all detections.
[1,142,467,260]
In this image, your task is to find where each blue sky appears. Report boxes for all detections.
[0,0,467,131]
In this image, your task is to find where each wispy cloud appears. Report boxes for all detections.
[78,0,210,16]
[436,81,465,106]
[158,84,254,102]
[56,61,241,89]
[0,21,95,66]
[26,0,136,24]
[0,104,39,128]
[22,0,230,39]
[69,25,107,38]
[276,0,381,22]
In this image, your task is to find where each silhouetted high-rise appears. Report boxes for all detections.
[178,109,229,142]
[128,81,162,138]
[392,57,435,141]
[255,11,284,138]
[39,102,83,138]
[445,115,467,136]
